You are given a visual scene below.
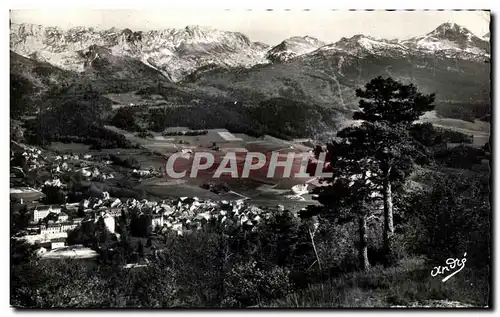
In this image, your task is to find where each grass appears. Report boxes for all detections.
[263,257,490,308]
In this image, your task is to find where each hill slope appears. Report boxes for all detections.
[190,23,490,118]
[10,51,77,117]
[10,22,491,138]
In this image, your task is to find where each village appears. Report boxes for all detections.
[9,10,492,308]
[10,127,322,262]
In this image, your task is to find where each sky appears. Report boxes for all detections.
[10,9,490,46]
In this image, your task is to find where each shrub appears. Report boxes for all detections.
[315,220,359,277]
[435,145,485,169]
[137,131,154,139]
[403,170,490,269]
[109,154,140,170]
[222,261,292,307]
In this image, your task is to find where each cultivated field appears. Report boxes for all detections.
[418,110,490,146]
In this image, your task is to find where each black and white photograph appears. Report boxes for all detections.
[9,8,492,308]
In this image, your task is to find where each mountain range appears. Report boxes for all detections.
[10,21,491,138]
[10,22,490,80]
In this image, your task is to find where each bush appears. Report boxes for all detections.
[109,154,140,170]
[222,261,292,307]
[315,220,359,277]
[435,145,485,169]
[200,182,230,195]
[137,131,154,138]
[403,170,490,269]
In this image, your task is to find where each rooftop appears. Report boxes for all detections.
[51,237,66,243]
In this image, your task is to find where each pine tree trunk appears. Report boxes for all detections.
[358,215,370,271]
[309,229,322,274]
[382,173,394,257]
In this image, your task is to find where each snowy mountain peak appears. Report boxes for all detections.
[426,22,477,42]
[266,35,326,62]
[274,35,324,47]
[10,22,269,81]
[350,34,372,40]
[431,22,464,33]
[297,35,324,45]
[10,21,491,82]
[316,34,406,58]
[179,24,250,44]
[401,22,489,60]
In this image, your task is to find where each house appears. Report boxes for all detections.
[44,179,63,187]
[40,223,62,235]
[33,205,61,223]
[152,214,165,228]
[26,226,40,235]
[72,217,84,224]
[132,169,152,177]
[60,222,78,232]
[50,237,66,249]
[57,212,69,223]
[50,205,62,213]
[38,237,65,250]
[80,199,90,209]
[64,204,79,214]
[110,198,122,208]
[101,214,116,233]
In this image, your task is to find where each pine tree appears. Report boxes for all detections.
[352,77,435,260]
[353,76,435,125]
[312,138,380,271]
